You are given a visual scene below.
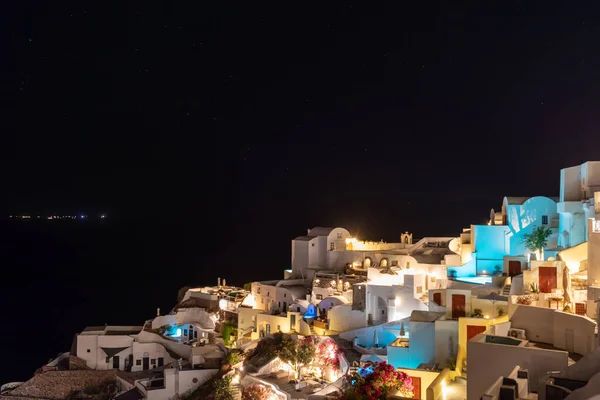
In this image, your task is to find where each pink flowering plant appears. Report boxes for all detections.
[242,384,275,400]
[315,337,343,371]
[338,362,414,400]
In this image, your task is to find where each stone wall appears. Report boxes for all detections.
[4,370,117,400]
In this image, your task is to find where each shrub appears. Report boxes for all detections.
[340,362,413,399]
[213,376,234,400]
[242,384,274,400]
[516,295,533,305]
[472,308,483,318]
[83,385,100,395]
[497,307,505,316]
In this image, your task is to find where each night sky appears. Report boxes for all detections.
[1,1,600,381]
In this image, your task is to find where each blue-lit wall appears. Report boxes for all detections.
[387,322,435,369]
[448,253,477,278]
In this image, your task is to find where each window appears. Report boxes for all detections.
[330,242,335,251]
[151,359,156,364]
[337,232,342,239]
[267,291,270,297]
[316,294,323,300]
[430,276,436,283]
[278,302,281,308]
[261,298,264,304]
[417,286,423,294]
[284,293,286,298]
[194,331,197,339]
[277,325,281,331]
[136,360,142,366]
[257,287,261,294]
[382,310,385,315]
[391,260,398,266]
[312,243,315,247]
[87,349,91,353]
[542,215,548,225]
[193,378,199,384]
[184,329,188,336]
[406,262,410,268]
[594,220,600,233]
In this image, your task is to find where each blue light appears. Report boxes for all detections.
[304,304,317,319]
[175,328,182,337]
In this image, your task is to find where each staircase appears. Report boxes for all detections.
[309,324,316,335]
[231,382,243,400]
[502,284,511,296]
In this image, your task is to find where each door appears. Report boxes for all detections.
[433,292,442,306]
[539,267,557,293]
[508,261,522,277]
[283,302,287,312]
[143,357,150,371]
[467,325,487,340]
[566,329,575,353]
[266,324,271,335]
[157,357,164,367]
[188,325,194,341]
[113,355,120,369]
[452,294,466,319]
[290,314,296,331]
[410,376,421,399]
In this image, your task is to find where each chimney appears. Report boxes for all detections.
[218,277,221,287]
[223,278,227,287]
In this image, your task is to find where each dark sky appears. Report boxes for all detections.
[2,1,600,382]
[3,2,600,268]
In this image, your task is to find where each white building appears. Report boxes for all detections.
[74,326,175,371]
[558,162,600,249]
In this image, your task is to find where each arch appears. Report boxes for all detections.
[380,258,389,267]
[364,257,373,268]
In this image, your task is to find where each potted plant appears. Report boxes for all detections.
[472,308,483,318]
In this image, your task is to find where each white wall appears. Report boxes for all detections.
[561,165,582,202]
[77,335,134,370]
[434,320,458,368]
[145,368,219,400]
[510,305,555,344]
[553,311,595,356]
[131,342,174,372]
[468,337,569,400]
[327,305,366,333]
[152,315,177,330]
[505,196,559,256]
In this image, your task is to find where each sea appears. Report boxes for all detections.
[0,218,229,384]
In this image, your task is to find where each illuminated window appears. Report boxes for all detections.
[542,215,548,225]
[151,359,156,364]
[316,294,323,300]
[417,286,423,294]
[406,262,410,268]
[594,220,600,233]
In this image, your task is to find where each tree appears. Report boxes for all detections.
[521,225,553,260]
[243,282,252,291]
[279,336,316,379]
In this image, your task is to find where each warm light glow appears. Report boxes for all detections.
[346,238,358,244]
[315,279,320,284]
[484,315,489,319]
[331,280,336,287]
[394,298,401,307]
[219,298,228,310]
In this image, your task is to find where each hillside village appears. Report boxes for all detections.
[3,161,600,400]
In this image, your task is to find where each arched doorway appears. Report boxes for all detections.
[364,257,372,268]
[380,258,389,267]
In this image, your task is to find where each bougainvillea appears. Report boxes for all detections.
[315,337,343,371]
[241,384,276,400]
[338,362,413,400]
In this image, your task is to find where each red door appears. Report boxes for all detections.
[433,292,442,306]
[467,325,487,340]
[452,294,466,319]
[508,261,522,277]
[539,267,557,293]
[410,376,421,399]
